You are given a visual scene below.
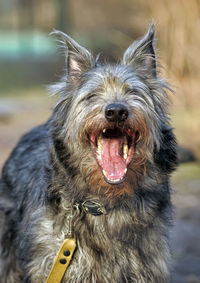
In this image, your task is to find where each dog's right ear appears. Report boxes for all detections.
[51,30,94,79]
[122,24,156,77]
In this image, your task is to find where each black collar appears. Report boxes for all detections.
[74,200,107,216]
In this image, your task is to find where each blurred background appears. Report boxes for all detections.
[0,0,199,282]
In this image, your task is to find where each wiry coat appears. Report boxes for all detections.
[0,25,177,283]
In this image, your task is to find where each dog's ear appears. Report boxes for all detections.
[122,24,156,77]
[51,30,94,79]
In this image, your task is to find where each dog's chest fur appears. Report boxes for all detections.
[28,199,169,283]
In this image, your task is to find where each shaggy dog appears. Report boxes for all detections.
[0,25,177,282]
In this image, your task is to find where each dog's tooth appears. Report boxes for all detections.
[123,144,128,160]
[124,154,127,160]
[124,168,127,174]
[103,169,107,177]
[123,136,128,159]
[97,137,102,155]
[103,129,106,133]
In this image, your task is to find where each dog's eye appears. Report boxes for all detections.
[126,89,138,96]
[123,86,136,95]
[86,94,97,101]
[124,89,133,95]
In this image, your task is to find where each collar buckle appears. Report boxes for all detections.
[80,200,107,216]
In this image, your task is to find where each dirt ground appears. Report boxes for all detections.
[0,90,200,282]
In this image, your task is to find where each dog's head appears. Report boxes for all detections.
[51,25,177,197]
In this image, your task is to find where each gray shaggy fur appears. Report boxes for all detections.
[0,25,177,283]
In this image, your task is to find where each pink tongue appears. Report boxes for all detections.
[101,138,126,182]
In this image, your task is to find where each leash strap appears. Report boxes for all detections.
[45,205,79,283]
[45,238,76,283]
[45,200,106,282]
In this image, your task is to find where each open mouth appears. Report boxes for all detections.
[90,128,136,184]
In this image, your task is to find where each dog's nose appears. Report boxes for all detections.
[105,103,128,123]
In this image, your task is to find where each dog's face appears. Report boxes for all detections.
[51,25,170,196]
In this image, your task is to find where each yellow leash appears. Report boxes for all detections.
[45,238,76,283]
[45,200,106,283]
[45,205,79,283]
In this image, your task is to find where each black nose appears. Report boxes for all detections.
[105,103,129,123]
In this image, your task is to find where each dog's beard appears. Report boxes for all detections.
[81,155,146,198]
[75,109,150,197]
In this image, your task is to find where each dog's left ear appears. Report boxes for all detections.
[51,30,94,79]
[122,24,156,77]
